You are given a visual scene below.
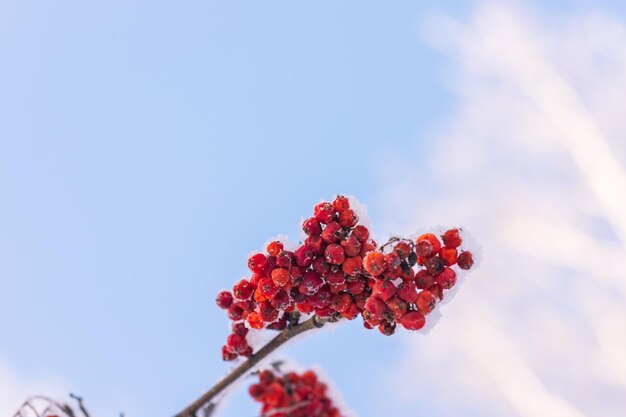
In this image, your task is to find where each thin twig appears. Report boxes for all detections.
[69,394,90,417]
[174,315,336,417]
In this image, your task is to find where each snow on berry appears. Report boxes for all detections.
[215,196,477,360]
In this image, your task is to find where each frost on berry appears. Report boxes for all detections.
[215,196,476,360]
[249,368,346,417]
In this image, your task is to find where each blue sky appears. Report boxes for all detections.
[2,1,626,417]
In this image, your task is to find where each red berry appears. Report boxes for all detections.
[216,291,234,309]
[270,268,290,287]
[227,332,248,353]
[305,236,325,254]
[415,269,435,289]
[275,250,294,269]
[325,243,346,265]
[341,234,361,257]
[222,345,237,361]
[259,369,275,384]
[232,321,248,336]
[321,221,344,243]
[333,195,350,211]
[441,228,462,248]
[299,270,323,295]
[373,279,397,302]
[435,267,457,289]
[246,311,264,329]
[363,251,387,277]
[427,283,444,301]
[294,245,314,267]
[342,256,362,276]
[233,280,255,300]
[257,278,279,299]
[266,241,284,257]
[387,296,408,320]
[394,242,411,258]
[331,293,352,312]
[258,302,279,322]
[227,304,244,320]
[346,278,365,295]
[397,280,418,303]
[439,247,458,266]
[312,257,330,276]
[338,209,358,228]
[248,253,268,273]
[352,225,370,242]
[314,202,336,224]
[364,296,387,320]
[415,290,436,314]
[326,268,345,285]
[266,316,287,330]
[399,311,425,330]
[302,217,322,236]
[425,256,445,276]
[289,265,305,283]
[457,251,474,270]
[416,233,441,257]
[249,383,265,400]
[310,285,332,308]
[378,320,396,336]
[270,289,290,309]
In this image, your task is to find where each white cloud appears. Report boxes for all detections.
[379,3,626,417]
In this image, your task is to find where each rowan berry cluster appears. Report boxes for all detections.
[215,195,476,360]
[216,196,376,360]
[362,229,474,335]
[249,369,343,417]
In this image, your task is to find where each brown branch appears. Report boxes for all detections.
[174,315,336,417]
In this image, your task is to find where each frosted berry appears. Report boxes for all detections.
[397,281,418,303]
[333,195,350,211]
[341,256,362,276]
[248,253,268,273]
[266,241,284,257]
[399,311,425,330]
[442,228,462,248]
[352,225,369,242]
[294,245,314,267]
[302,217,322,236]
[338,209,358,228]
[415,290,436,314]
[233,280,255,300]
[271,268,290,287]
[439,247,458,266]
[378,320,396,336]
[216,291,233,309]
[363,251,387,277]
[325,243,346,265]
[321,221,344,243]
[457,250,474,270]
[416,233,441,257]
[435,267,457,289]
[425,255,445,276]
[314,202,336,224]
[373,279,397,302]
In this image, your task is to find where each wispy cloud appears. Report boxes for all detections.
[378,3,626,417]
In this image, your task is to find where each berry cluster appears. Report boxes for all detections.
[216,196,376,360]
[361,229,474,335]
[249,369,343,417]
[215,196,476,360]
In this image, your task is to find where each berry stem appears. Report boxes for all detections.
[174,315,334,417]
